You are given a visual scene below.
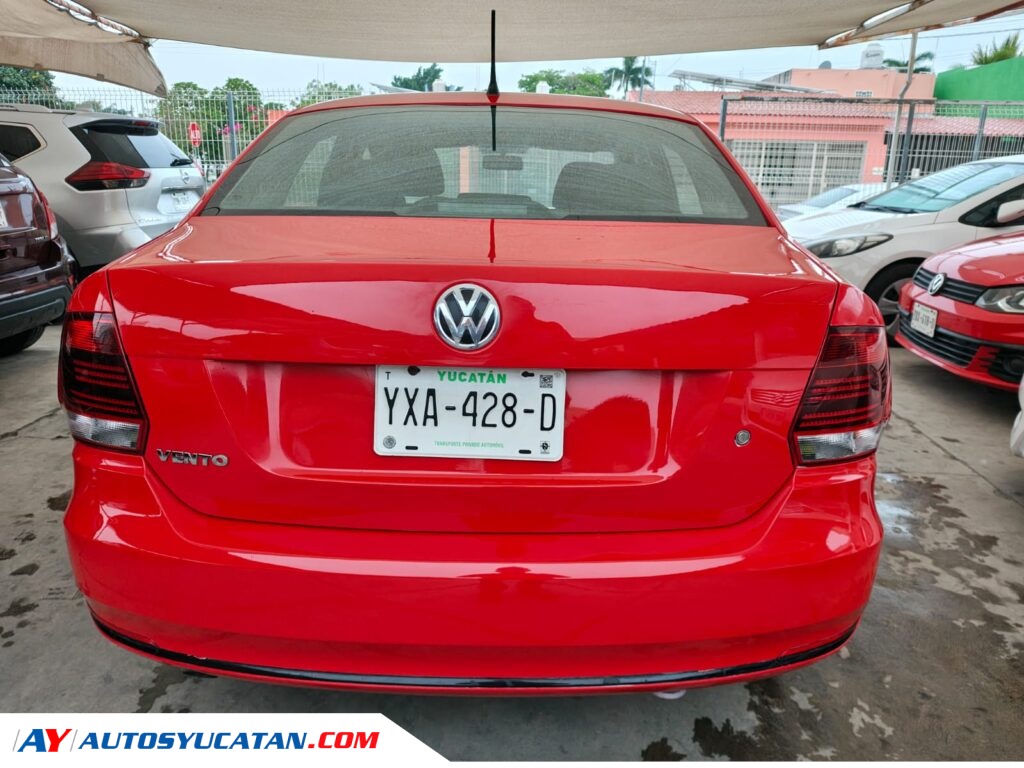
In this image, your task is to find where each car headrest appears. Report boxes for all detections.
[318,146,445,209]
[552,161,677,216]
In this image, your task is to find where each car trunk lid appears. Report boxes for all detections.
[109,216,837,533]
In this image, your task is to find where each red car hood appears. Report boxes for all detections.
[928,232,1024,287]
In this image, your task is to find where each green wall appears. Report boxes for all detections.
[935,58,1024,101]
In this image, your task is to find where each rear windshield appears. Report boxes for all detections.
[205,106,767,225]
[72,121,192,169]
[860,162,1024,213]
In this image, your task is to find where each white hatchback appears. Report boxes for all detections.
[776,183,886,221]
[785,157,1024,335]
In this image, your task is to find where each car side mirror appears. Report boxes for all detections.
[996,199,1024,225]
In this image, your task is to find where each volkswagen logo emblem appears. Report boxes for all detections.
[434,284,500,350]
[927,272,946,295]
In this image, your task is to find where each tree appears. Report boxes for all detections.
[972,33,1021,66]
[292,79,362,108]
[73,99,131,115]
[156,82,211,159]
[518,68,608,97]
[557,71,609,97]
[159,81,210,114]
[604,57,652,99]
[518,69,563,93]
[210,78,265,159]
[882,51,935,73]
[0,66,72,108]
[391,64,461,92]
[392,63,442,91]
[157,78,275,165]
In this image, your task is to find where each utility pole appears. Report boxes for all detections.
[884,32,917,190]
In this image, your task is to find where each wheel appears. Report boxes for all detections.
[0,326,46,357]
[864,263,919,341]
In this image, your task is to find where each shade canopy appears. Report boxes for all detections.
[86,0,1024,62]
[1,0,166,94]
[2,0,1022,97]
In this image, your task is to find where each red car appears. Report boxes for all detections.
[0,153,74,356]
[896,231,1024,391]
[61,93,890,695]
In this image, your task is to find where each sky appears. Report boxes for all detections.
[52,12,1024,97]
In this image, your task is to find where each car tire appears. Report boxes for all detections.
[0,326,47,357]
[864,262,919,342]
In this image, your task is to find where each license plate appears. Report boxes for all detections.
[374,366,565,461]
[911,302,938,338]
[170,191,196,212]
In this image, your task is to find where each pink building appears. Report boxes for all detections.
[764,68,935,99]
[629,90,1024,206]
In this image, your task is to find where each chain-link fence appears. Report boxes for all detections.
[717,96,1024,207]
[0,86,361,181]
[3,87,1024,203]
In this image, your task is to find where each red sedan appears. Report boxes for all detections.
[61,93,889,695]
[896,232,1024,391]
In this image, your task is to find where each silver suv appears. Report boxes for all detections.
[0,104,206,272]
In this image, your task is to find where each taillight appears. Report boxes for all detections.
[36,188,59,239]
[59,312,147,452]
[793,327,890,464]
[65,161,149,191]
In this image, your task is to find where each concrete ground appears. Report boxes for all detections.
[1,327,1022,761]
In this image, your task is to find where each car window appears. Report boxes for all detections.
[862,162,1024,213]
[207,106,766,225]
[961,183,1024,228]
[0,124,42,161]
[802,186,856,208]
[71,121,191,169]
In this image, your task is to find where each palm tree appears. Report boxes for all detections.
[972,33,1021,65]
[604,57,653,99]
[882,51,935,73]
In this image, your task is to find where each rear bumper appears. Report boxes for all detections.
[0,283,71,340]
[65,445,882,695]
[63,223,152,269]
[94,617,855,691]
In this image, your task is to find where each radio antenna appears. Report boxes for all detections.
[488,9,498,151]
[487,9,499,97]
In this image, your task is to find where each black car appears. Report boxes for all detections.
[0,152,74,356]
